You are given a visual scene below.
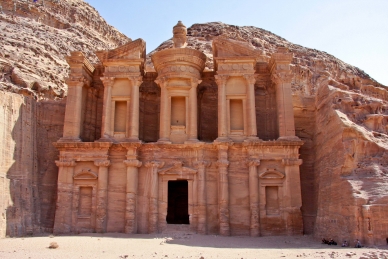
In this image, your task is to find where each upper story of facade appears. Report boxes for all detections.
[59,21,300,145]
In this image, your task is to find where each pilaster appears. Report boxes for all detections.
[195,160,210,234]
[145,161,164,233]
[248,159,260,236]
[127,76,143,141]
[53,160,76,234]
[94,159,110,233]
[186,78,202,143]
[215,75,229,141]
[100,77,115,140]
[123,159,142,233]
[243,74,259,140]
[155,78,171,143]
[216,144,230,236]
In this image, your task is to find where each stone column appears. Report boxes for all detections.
[54,160,76,234]
[216,144,230,236]
[244,74,258,139]
[61,80,85,141]
[248,159,260,236]
[195,160,210,234]
[187,78,202,142]
[100,77,115,139]
[145,161,164,233]
[94,159,110,233]
[282,158,303,235]
[123,159,142,233]
[215,75,229,141]
[272,71,295,139]
[128,76,143,141]
[155,78,171,143]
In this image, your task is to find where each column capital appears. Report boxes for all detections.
[94,160,110,167]
[55,160,76,167]
[282,158,302,166]
[214,74,229,87]
[194,161,211,169]
[243,74,256,85]
[271,71,293,84]
[145,161,165,169]
[128,76,143,87]
[154,77,168,88]
[190,77,202,88]
[65,78,86,88]
[124,159,142,168]
[248,159,260,167]
[216,160,229,168]
[100,77,115,87]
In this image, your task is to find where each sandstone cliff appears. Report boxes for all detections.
[0,1,388,244]
[0,0,129,99]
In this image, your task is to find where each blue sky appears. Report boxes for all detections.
[85,0,388,86]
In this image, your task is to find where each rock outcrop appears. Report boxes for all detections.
[0,0,129,99]
[0,1,387,245]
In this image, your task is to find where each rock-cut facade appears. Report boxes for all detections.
[53,21,304,236]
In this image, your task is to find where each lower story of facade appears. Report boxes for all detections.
[53,140,303,236]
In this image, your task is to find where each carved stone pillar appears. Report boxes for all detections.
[145,161,164,233]
[215,75,229,141]
[195,160,210,234]
[186,78,202,142]
[61,81,85,141]
[128,76,143,141]
[123,159,142,233]
[100,77,115,139]
[282,158,303,235]
[248,159,260,236]
[270,48,298,140]
[54,160,76,234]
[216,144,230,236]
[244,74,258,139]
[94,159,110,233]
[155,78,171,143]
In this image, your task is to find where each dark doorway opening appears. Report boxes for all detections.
[167,180,189,224]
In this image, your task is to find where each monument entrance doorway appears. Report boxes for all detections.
[167,180,189,224]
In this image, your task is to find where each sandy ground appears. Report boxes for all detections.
[0,233,387,259]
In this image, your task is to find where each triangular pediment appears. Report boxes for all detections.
[212,36,262,58]
[259,169,284,179]
[158,162,197,175]
[74,169,98,180]
[96,38,146,62]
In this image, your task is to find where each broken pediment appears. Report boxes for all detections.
[96,39,146,62]
[259,169,284,179]
[74,169,98,180]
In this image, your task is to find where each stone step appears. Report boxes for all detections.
[161,224,195,235]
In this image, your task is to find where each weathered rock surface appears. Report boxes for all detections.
[0,0,129,99]
[0,0,387,245]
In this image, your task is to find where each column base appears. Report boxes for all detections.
[277,136,301,141]
[157,138,172,144]
[214,137,231,143]
[244,136,261,143]
[184,138,199,144]
[57,137,82,142]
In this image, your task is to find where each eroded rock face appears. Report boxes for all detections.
[0,0,129,99]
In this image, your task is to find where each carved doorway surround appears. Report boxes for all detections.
[157,162,198,232]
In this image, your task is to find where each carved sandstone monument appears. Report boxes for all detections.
[1,0,388,246]
[53,21,304,236]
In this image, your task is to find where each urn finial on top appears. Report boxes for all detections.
[173,21,187,48]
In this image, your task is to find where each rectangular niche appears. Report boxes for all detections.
[78,187,93,217]
[265,186,279,215]
[114,101,127,133]
[230,99,244,131]
[171,96,186,126]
